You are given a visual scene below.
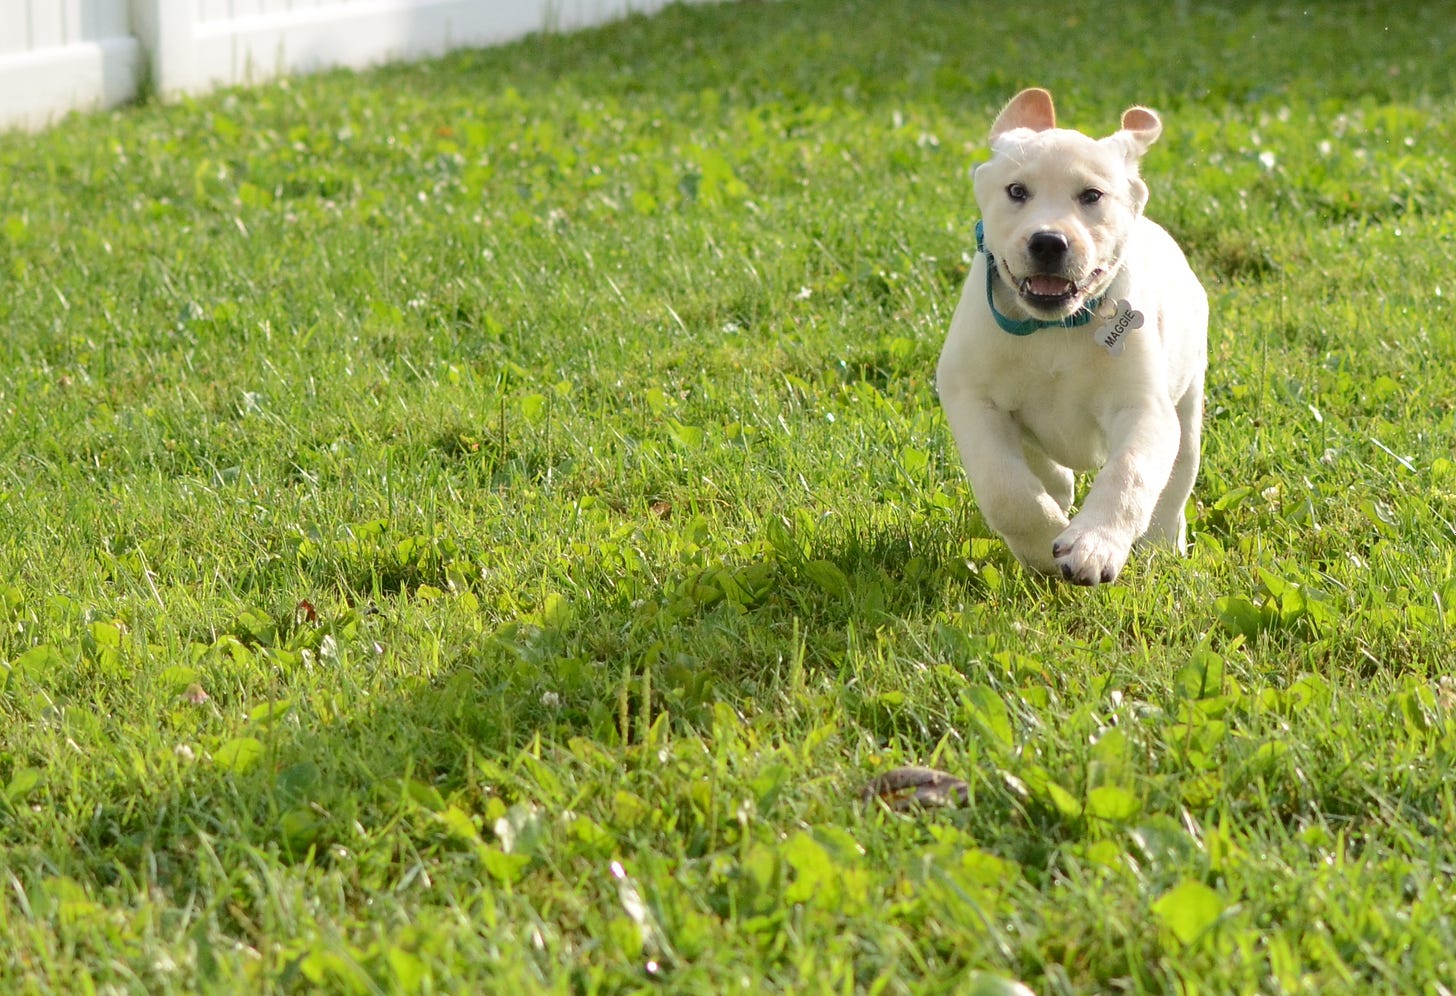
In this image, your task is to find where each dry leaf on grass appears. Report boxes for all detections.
[861,765,969,811]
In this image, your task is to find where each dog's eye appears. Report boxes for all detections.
[1006,182,1029,203]
[1078,188,1104,205]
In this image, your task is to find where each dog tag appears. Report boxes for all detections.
[1093,299,1143,356]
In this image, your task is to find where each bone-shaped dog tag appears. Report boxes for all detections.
[1093,299,1144,356]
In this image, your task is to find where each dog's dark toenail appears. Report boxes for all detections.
[1100,567,1115,584]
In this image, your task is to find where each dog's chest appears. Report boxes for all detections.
[1010,395,1110,470]
[987,342,1119,469]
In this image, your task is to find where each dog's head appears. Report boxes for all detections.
[973,88,1162,321]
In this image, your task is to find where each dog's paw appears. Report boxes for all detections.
[1051,524,1132,586]
[1001,520,1068,577]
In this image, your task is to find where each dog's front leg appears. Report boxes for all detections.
[942,395,1068,575]
[1053,402,1180,584]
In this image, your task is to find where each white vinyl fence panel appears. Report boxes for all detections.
[0,0,144,130]
[1,0,708,131]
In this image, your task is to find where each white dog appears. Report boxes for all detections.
[936,88,1207,585]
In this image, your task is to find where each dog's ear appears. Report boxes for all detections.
[1115,106,1163,160]
[1113,107,1162,214]
[989,88,1056,140]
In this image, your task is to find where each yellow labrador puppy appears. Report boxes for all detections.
[937,88,1207,585]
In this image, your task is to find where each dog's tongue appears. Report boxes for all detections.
[1027,275,1075,297]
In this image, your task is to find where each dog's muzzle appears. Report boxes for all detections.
[973,220,1108,334]
[1018,231,1074,306]
[1028,230,1068,268]
[1012,232,1104,311]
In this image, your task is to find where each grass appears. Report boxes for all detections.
[2,0,1456,990]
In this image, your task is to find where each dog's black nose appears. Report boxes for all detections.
[1027,231,1068,268]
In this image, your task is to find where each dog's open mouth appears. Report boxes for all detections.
[1019,274,1079,306]
[1015,268,1105,311]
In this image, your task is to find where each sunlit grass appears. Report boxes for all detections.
[2,0,1456,990]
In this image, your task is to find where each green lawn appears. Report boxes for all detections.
[3,0,1456,990]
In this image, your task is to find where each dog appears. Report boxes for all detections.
[936,88,1207,585]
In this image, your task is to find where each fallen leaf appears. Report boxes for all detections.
[862,765,969,811]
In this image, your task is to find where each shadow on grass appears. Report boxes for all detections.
[0,503,1021,989]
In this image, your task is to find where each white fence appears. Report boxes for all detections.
[1,1,706,132]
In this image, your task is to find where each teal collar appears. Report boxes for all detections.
[976,220,1103,336]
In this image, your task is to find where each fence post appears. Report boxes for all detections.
[129,0,196,97]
